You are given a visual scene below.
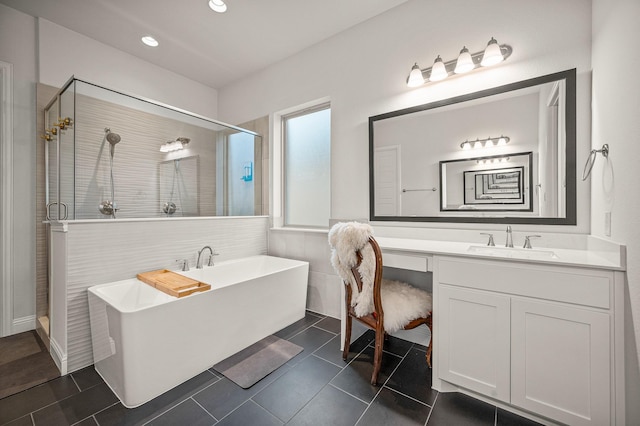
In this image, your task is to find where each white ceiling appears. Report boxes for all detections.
[0,0,409,89]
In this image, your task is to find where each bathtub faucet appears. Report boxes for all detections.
[196,245,218,269]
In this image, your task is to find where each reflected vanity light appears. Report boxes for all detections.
[461,135,510,150]
[477,156,510,164]
[406,37,512,87]
[160,137,190,152]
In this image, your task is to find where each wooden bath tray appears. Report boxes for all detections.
[137,269,211,298]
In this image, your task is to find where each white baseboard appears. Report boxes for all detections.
[12,315,35,334]
[50,336,67,375]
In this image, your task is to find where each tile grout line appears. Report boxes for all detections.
[424,392,440,426]
[285,318,326,341]
[92,400,119,423]
[349,342,409,426]
[382,385,433,409]
[69,373,82,392]
[140,373,221,426]
[190,396,219,423]
[327,382,371,406]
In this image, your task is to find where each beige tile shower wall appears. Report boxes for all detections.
[73,94,217,219]
[63,216,268,373]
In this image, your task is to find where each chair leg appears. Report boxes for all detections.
[426,316,433,368]
[342,313,352,361]
[371,331,384,385]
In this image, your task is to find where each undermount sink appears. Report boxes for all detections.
[467,245,559,260]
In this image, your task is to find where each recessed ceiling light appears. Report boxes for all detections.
[141,35,159,47]
[208,0,227,13]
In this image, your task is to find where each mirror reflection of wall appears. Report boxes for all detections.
[159,156,199,217]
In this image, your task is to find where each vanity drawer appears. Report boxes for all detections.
[436,257,612,309]
[383,252,430,272]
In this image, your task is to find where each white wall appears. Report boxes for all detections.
[0,5,221,336]
[0,4,37,333]
[591,0,640,423]
[218,0,593,316]
[38,18,218,120]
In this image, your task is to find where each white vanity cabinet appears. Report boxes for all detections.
[433,255,624,426]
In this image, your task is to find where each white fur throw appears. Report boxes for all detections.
[328,222,433,333]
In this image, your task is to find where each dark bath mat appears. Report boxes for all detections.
[213,335,303,389]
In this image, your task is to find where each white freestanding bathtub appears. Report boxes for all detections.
[88,255,309,408]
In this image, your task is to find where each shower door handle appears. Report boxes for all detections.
[46,202,68,220]
[45,202,56,221]
[60,202,68,220]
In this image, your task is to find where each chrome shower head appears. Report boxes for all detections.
[104,128,121,158]
[104,128,121,145]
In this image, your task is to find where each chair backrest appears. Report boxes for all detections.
[347,237,384,319]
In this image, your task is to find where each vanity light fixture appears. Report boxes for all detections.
[208,0,228,13]
[461,135,510,150]
[160,137,190,152]
[141,35,159,47]
[406,37,512,87]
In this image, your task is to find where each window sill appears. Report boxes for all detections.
[269,227,328,234]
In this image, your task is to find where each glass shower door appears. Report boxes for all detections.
[45,100,60,220]
[58,82,75,220]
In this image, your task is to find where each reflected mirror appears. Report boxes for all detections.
[441,152,532,212]
[369,69,576,224]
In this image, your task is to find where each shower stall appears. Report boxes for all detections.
[43,77,263,221]
[40,78,265,362]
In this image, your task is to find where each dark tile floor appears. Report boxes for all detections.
[0,331,60,399]
[0,311,542,426]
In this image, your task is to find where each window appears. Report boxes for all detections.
[282,103,331,228]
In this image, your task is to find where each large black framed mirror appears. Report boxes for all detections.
[369,69,576,224]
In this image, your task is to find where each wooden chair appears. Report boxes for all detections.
[341,236,433,385]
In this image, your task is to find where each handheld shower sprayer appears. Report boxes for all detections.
[104,128,121,158]
[99,128,122,218]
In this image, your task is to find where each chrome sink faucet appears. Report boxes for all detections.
[196,245,218,269]
[505,226,513,248]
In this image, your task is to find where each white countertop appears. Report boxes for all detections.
[376,236,626,271]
